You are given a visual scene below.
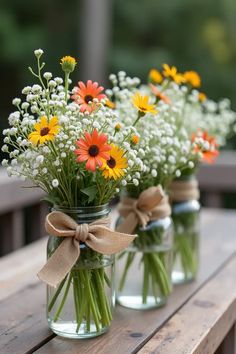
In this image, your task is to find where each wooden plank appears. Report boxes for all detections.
[198,151,236,192]
[0,237,47,301]
[0,282,55,354]
[29,209,236,354]
[0,167,45,214]
[138,255,236,354]
[215,324,236,354]
[12,209,24,250]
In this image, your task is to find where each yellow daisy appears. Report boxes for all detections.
[183,71,201,88]
[105,99,116,109]
[101,144,128,180]
[60,56,77,73]
[162,64,185,85]
[198,92,206,102]
[28,116,60,145]
[149,69,163,84]
[132,92,157,115]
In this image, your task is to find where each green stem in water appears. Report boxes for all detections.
[119,252,135,291]
[75,273,87,332]
[83,269,101,332]
[53,272,72,322]
[142,255,149,304]
[48,275,67,312]
[94,269,111,326]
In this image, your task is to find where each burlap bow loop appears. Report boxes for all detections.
[116,185,171,234]
[132,200,151,227]
[38,211,136,288]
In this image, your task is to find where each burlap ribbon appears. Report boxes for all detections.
[116,186,171,234]
[169,179,200,202]
[38,211,136,287]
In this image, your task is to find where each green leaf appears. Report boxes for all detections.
[41,195,59,206]
[81,185,98,203]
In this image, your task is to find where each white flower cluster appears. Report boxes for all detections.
[108,73,195,189]
[154,81,236,147]
[1,52,141,206]
[2,92,140,188]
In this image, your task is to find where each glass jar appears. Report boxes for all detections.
[47,205,115,339]
[116,216,173,310]
[171,198,200,284]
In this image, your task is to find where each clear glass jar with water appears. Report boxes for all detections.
[116,216,173,310]
[171,199,200,284]
[47,205,115,339]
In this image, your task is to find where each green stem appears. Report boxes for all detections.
[64,72,69,104]
[83,270,101,332]
[75,274,87,332]
[53,272,72,322]
[119,252,135,291]
[48,275,67,312]
[94,269,110,326]
[142,255,149,304]
[73,274,80,329]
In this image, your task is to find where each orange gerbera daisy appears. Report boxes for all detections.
[192,131,219,164]
[71,80,106,113]
[75,129,111,172]
[149,84,171,104]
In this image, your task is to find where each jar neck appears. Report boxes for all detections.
[173,173,197,182]
[53,204,110,224]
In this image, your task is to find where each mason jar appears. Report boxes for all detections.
[171,178,200,284]
[116,216,173,310]
[47,205,115,339]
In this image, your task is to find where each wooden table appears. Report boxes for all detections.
[1,208,236,354]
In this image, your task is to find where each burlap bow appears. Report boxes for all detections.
[116,186,171,234]
[169,179,200,202]
[38,211,136,287]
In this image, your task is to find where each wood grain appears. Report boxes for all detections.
[0,237,47,301]
[139,255,236,354]
[0,282,55,354]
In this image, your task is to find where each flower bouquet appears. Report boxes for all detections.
[1,50,143,338]
[106,72,193,308]
[147,64,236,283]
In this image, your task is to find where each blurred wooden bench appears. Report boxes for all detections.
[0,167,46,256]
[1,208,236,354]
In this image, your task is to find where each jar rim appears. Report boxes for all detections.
[53,203,110,211]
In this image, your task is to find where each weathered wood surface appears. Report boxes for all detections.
[0,237,47,301]
[1,209,236,354]
[139,255,236,354]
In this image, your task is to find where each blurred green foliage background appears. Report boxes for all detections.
[1,0,236,149]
